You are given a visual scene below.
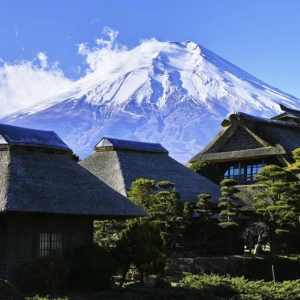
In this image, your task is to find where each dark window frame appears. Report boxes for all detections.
[39,232,63,257]
[223,159,265,184]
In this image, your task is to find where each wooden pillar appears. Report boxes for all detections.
[238,161,241,184]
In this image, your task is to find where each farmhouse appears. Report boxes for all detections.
[189,104,300,184]
[80,137,221,204]
[0,124,145,285]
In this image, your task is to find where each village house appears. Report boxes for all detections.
[80,138,247,255]
[0,124,146,285]
[79,137,222,204]
[189,104,300,185]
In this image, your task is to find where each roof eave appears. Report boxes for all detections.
[198,147,287,163]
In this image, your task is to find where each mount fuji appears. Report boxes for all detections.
[1,40,300,162]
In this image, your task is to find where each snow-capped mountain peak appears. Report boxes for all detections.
[1,40,299,162]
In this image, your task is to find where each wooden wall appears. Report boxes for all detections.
[0,214,7,260]
[0,213,94,262]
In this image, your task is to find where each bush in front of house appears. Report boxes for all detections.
[23,256,71,294]
[68,244,117,291]
[0,278,21,300]
[24,287,219,300]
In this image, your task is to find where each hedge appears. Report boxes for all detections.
[167,255,300,281]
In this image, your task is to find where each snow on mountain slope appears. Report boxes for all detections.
[1,40,300,162]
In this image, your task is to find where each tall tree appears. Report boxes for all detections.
[193,193,215,256]
[127,179,193,255]
[218,179,240,254]
[112,221,166,287]
[251,165,298,254]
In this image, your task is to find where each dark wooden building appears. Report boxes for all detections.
[189,105,300,186]
[0,124,146,285]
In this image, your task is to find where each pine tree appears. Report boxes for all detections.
[194,193,214,256]
[218,179,240,254]
[112,221,166,287]
[251,165,298,254]
[218,179,240,227]
[127,179,193,254]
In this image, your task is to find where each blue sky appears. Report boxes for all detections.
[1,0,300,115]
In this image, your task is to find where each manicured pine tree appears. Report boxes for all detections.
[218,179,240,254]
[194,193,214,256]
[128,179,193,255]
[251,165,298,254]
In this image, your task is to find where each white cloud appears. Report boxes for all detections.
[0,27,163,118]
[37,52,48,68]
[0,55,72,118]
[78,27,162,76]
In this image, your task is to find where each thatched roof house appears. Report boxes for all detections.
[0,123,145,217]
[189,105,300,186]
[80,137,221,204]
[0,124,145,285]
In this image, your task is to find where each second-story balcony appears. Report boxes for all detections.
[221,160,265,185]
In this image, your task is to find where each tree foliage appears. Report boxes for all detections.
[127,179,193,254]
[71,152,80,162]
[192,193,215,256]
[190,159,220,184]
[112,221,166,287]
[251,164,299,254]
[218,179,240,228]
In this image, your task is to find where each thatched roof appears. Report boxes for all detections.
[0,123,70,151]
[96,137,168,153]
[189,110,300,163]
[80,138,221,204]
[0,127,146,218]
[271,104,300,122]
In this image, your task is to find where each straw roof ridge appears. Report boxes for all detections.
[189,110,300,163]
[95,137,168,153]
[221,111,300,128]
[0,123,71,152]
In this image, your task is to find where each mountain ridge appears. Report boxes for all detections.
[1,40,300,162]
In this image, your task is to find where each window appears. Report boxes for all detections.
[246,163,264,181]
[39,233,63,257]
[223,160,265,184]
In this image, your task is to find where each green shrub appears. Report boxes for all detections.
[180,273,235,297]
[23,257,71,294]
[69,244,117,291]
[180,273,300,300]
[0,278,21,300]
[168,255,300,282]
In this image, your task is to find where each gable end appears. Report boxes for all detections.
[220,127,262,152]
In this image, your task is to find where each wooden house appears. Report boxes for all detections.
[189,105,300,184]
[0,124,146,285]
[189,105,300,209]
[79,137,221,204]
